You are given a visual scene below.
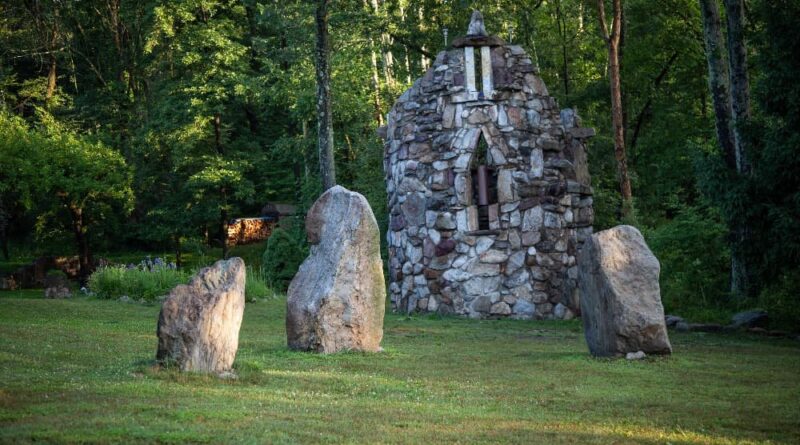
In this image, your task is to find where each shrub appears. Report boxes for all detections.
[89,262,188,302]
[757,269,800,331]
[645,205,730,315]
[262,226,307,291]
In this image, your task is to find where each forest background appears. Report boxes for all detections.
[0,0,798,327]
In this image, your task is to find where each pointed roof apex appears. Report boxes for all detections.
[467,10,488,36]
[452,11,505,48]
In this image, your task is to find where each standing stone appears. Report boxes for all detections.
[156,257,245,373]
[287,186,385,353]
[578,225,672,357]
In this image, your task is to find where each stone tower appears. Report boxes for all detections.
[381,11,594,320]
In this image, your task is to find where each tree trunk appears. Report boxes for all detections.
[699,0,736,169]
[46,56,57,100]
[315,0,336,191]
[369,45,385,126]
[213,113,223,155]
[724,0,753,298]
[220,208,229,260]
[69,205,92,284]
[0,231,8,261]
[629,51,679,152]
[597,0,633,218]
[43,4,60,102]
[0,197,8,260]
[723,0,751,174]
[364,0,384,126]
[699,0,752,298]
[174,235,182,269]
[370,0,395,89]
[555,0,570,100]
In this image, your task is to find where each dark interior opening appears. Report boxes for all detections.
[474,47,483,95]
[470,136,497,230]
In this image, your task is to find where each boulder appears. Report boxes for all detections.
[730,310,768,329]
[664,314,685,328]
[286,186,385,353]
[578,225,672,357]
[156,257,246,373]
[625,351,646,360]
[43,274,71,299]
[687,323,723,333]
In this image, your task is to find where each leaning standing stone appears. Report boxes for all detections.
[286,185,385,353]
[578,225,672,357]
[156,257,246,373]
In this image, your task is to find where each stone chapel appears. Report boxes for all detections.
[381,11,595,320]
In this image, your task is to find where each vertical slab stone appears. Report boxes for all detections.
[578,225,672,357]
[156,258,246,373]
[497,169,516,203]
[287,186,385,353]
[467,205,479,231]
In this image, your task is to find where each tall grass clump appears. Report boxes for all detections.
[89,258,189,301]
[245,265,276,300]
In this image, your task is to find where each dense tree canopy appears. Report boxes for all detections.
[0,0,797,325]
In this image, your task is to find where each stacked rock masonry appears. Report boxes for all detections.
[381,11,594,320]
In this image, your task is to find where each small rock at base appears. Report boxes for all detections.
[664,314,685,328]
[625,351,646,360]
[730,310,768,329]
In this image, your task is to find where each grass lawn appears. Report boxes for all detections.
[0,292,798,444]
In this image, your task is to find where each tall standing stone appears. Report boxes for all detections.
[578,225,672,357]
[156,257,246,373]
[286,186,385,353]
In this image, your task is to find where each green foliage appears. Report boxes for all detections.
[0,111,133,270]
[693,0,800,315]
[1,0,799,321]
[645,205,730,315]
[89,265,189,302]
[758,270,800,331]
[261,226,307,290]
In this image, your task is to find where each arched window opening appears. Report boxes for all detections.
[471,135,497,230]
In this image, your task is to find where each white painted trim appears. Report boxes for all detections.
[480,46,493,95]
[464,46,476,92]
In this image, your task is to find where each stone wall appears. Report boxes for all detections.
[382,25,594,320]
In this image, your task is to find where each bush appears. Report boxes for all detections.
[757,269,800,331]
[262,226,307,291]
[89,264,189,302]
[645,205,731,316]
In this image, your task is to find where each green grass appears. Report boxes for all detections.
[0,292,798,444]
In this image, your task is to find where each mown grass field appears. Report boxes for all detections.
[1,292,798,444]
